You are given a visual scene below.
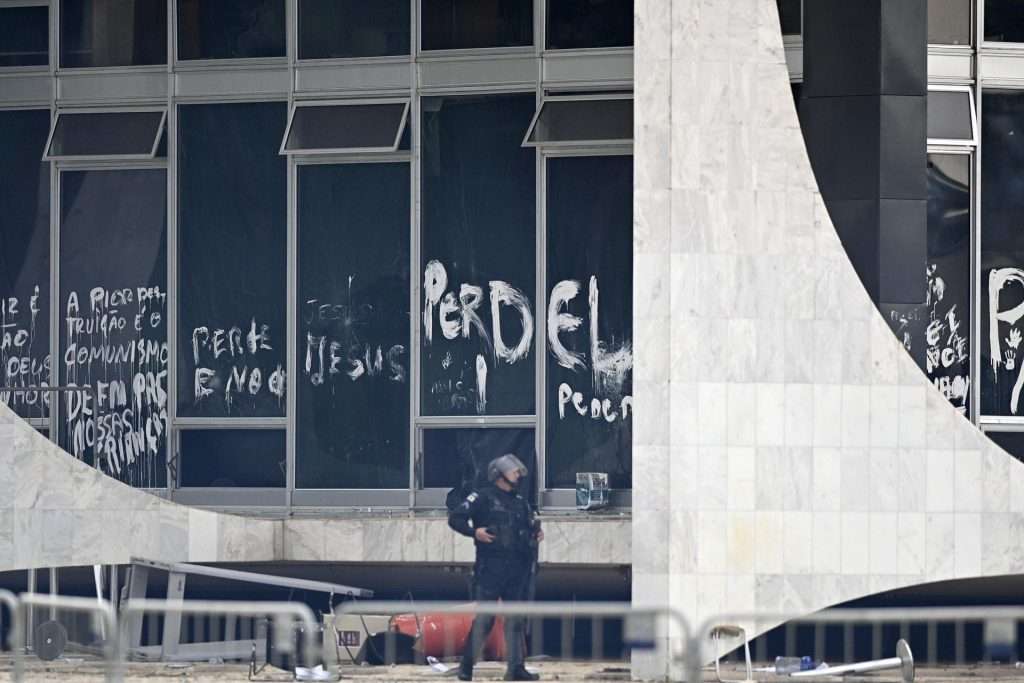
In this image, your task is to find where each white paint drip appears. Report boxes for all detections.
[588,276,633,397]
[476,354,487,415]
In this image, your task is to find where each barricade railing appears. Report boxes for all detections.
[695,606,1024,679]
[0,589,21,682]
[16,593,119,683]
[336,599,692,679]
[118,598,322,675]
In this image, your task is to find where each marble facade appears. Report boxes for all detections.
[632,0,1024,678]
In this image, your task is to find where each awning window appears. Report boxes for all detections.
[522,95,633,147]
[280,100,410,155]
[43,110,167,161]
[928,87,977,145]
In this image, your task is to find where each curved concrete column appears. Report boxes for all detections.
[632,0,1024,674]
[0,403,279,571]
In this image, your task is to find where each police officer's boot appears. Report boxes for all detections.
[504,666,539,681]
[458,659,474,681]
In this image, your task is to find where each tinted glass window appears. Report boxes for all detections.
[297,163,410,490]
[0,6,49,67]
[59,169,167,488]
[928,90,974,141]
[880,154,971,416]
[546,155,632,489]
[546,0,632,49]
[48,111,165,158]
[423,427,535,501]
[420,94,536,417]
[0,110,51,420]
[299,0,410,59]
[929,0,971,45]
[986,430,1024,465]
[777,0,801,35]
[178,103,287,419]
[283,103,408,153]
[981,91,1024,416]
[985,0,1024,42]
[178,0,285,60]
[61,0,167,68]
[421,0,532,50]
[526,98,632,145]
[180,430,286,487]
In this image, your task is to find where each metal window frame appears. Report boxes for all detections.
[278,97,411,155]
[927,0,975,47]
[55,0,169,73]
[521,93,633,148]
[538,145,632,510]
[0,0,51,72]
[174,423,288,496]
[927,84,979,146]
[167,96,290,507]
[292,0,413,63]
[410,88,542,509]
[288,152,414,507]
[42,107,168,161]
[52,158,170,494]
[416,0,537,56]
[172,0,288,67]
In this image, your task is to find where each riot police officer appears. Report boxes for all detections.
[448,453,542,681]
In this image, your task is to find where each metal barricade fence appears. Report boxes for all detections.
[336,600,693,678]
[0,590,21,683]
[118,598,322,675]
[16,593,119,683]
[694,606,1024,679]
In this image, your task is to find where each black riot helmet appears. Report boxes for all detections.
[487,453,528,485]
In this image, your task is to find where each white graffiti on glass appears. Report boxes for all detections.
[302,289,406,387]
[922,265,969,412]
[421,260,633,421]
[192,319,285,409]
[988,268,1024,414]
[0,287,50,410]
[63,286,168,477]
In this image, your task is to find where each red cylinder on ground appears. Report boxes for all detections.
[391,608,507,660]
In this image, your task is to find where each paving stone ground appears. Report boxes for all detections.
[0,658,1022,682]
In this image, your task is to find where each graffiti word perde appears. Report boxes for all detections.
[422,259,534,364]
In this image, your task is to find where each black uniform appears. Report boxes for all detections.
[448,484,539,678]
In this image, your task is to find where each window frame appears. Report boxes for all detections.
[52,157,171,493]
[537,145,632,510]
[288,153,414,509]
[0,0,50,71]
[173,0,288,64]
[279,98,411,155]
[522,93,633,148]
[43,107,168,162]
[928,85,979,146]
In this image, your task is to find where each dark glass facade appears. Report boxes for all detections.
[60,0,167,68]
[177,0,286,60]
[298,0,410,59]
[421,0,532,50]
[0,1,634,508]
[420,95,537,417]
[0,111,50,421]
[0,6,48,67]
